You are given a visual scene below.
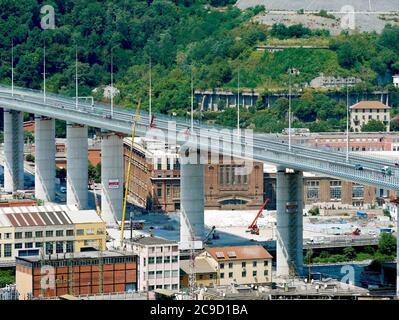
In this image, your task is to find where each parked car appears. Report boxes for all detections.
[381,166,392,176]
[355,164,363,170]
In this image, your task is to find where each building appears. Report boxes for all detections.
[203,245,273,286]
[124,137,264,212]
[309,74,361,89]
[350,101,391,132]
[16,251,137,299]
[0,205,106,265]
[124,236,180,292]
[393,75,399,88]
[180,255,217,288]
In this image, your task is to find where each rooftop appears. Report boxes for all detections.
[350,101,390,110]
[206,245,273,262]
[0,205,104,227]
[15,250,134,263]
[180,258,216,275]
[130,236,178,246]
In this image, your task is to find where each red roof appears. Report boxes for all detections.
[206,245,273,261]
[350,101,390,110]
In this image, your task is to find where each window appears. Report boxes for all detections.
[352,184,364,199]
[157,185,162,197]
[4,244,12,257]
[172,270,179,277]
[173,159,180,171]
[156,256,163,264]
[46,230,54,237]
[5,233,11,239]
[242,271,247,277]
[306,180,319,200]
[228,272,233,278]
[232,166,236,184]
[220,273,224,279]
[225,166,230,184]
[148,271,155,279]
[173,185,180,199]
[253,271,257,277]
[220,263,224,269]
[172,284,178,290]
[164,256,171,263]
[35,242,43,248]
[25,242,33,249]
[264,270,268,276]
[166,185,171,198]
[25,232,32,239]
[15,243,23,249]
[45,242,53,254]
[219,166,224,185]
[228,262,233,269]
[171,256,178,263]
[157,159,162,170]
[66,230,74,237]
[56,230,64,237]
[164,270,171,278]
[66,241,73,253]
[76,229,84,236]
[330,180,342,200]
[264,260,269,267]
[15,232,22,239]
[156,271,162,278]
[148,257,155,264]
[242,262,246,268]
[85,229,94,235]
[35,231,43,238]
[166,158,170,170]
[253,261,257,267]
[56,242,64,253]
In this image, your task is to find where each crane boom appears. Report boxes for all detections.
[248,198,269,231]
[120,101,141,246]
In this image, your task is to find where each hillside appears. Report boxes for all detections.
[1,0,399,132]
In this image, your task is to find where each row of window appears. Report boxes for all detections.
[219,165,248,185]
[353,108,388,113]
[354,115,388,121]
[156,184,180,199]
[148,284,178,291]
[14,230,74,239]
[220,270,268,279]
[156,158,180,171]
[306,181,364,200]
[147,270,179,279]
[147,256,178,264]
[220,261,269,269]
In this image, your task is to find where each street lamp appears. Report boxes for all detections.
[346,79,350,162]
[287,67,299,151]
[237,68,240,136]
[11,39,14,96]
[75,46,79,110]
[110,48,114,118]
[43,42,47,103]
[191,66,194,132]
[149,57,152,125]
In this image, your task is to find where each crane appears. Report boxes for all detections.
[247,198,270,235]
[120,100,141,247]
[180,208,197,299]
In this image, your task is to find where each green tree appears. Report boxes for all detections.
[343,247,356,260]
[361,119,386,132]
[378,233,397,256]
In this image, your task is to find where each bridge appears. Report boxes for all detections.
[0,85,398,283]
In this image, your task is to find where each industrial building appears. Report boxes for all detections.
[124,236,180,292]
[123,137,264,212]
[0,205,106,266]
[15,251,137,299]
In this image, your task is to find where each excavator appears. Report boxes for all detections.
[203,226,220,245]
[246,198,270,235]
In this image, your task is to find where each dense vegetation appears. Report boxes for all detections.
[0,269,15,287]
[1,0,399,133]
[306,233,397,264]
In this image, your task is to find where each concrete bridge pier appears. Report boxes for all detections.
[179,149,205,250]
[101,132,124,227]
[3,109,24,192]
[66,123,88,209]
[35,116,55,202]
[276,167,304,278]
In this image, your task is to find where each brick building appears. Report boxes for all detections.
[123,138,264,212]
[16,251,137,299]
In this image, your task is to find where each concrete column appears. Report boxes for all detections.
[397,213,399,297]
[66,123,88,209]
[276,167,304,277]
[35,116,55,202]
[101,132,124,226]
[180,149,204,250]
[3,109,24,192]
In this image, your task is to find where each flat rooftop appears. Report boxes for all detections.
[130,236,178,246]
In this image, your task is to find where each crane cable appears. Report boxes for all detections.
[120,100,141,247]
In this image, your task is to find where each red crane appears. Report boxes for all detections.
[247,198,270,235]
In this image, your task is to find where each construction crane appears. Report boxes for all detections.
[247,198,270,235]
[180,208,197,299]
[120,100,141,247]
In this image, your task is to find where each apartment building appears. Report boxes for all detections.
[350,101,391,132]
[16,251,137,299]
[123,137,264,212]
[180,255,217,288]
[203,245,273,286]
[125,236,180,292]
[0,205,106,265]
